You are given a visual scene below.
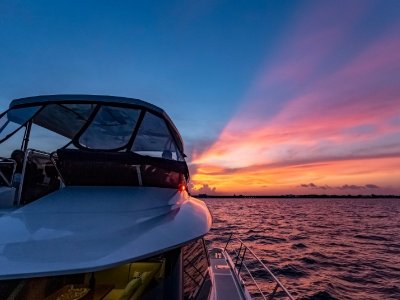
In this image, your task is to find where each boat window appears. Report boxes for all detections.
[0,106,39,142]
[182,238,210,299]
[33,103,96,139]
[0,158,15,187]
[79,106,140,149]
[28,124,70,153]
[132,112,182,161]
[0,127,25,159]
[0,251,181,300]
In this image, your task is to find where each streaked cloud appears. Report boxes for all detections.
[299,183,381,191]
[191,2,400,195]
[189,183,216,195]
[192,156,400,195]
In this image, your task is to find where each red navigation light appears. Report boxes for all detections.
[179,184,186,192]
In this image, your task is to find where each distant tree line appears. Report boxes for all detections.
[194,193,400,199]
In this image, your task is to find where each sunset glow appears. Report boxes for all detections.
[191,2,400,195]
[1,1,399,195]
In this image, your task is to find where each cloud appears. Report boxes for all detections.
[339,184,366,190]
[191,155,400,195]
[339,184,381,190]
[300,183,315,188]
[190,3,400,195]
[365,184,379,189]
[189,183,216,195]
[300,183,381,191]
[300,183,332,190]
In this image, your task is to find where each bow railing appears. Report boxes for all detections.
[224,234,295,300]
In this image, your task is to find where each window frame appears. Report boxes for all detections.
[0,101,185,159]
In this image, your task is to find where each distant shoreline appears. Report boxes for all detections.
[193,194,400,199]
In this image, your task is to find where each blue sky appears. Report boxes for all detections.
[1,0,399,194]
[0,1,294,148]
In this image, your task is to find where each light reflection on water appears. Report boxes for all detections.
[204,198,400,300]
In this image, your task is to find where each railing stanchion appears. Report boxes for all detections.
[224,233,233,252]
[222,234,295,300]
[268,283,279,300]
[237,247,247,275]
[235,242,243,266]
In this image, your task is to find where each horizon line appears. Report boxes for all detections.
[193,194,400,199]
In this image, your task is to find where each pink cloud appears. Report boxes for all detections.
[254,1,373,85]
[191,3,400,193]
[340,32,400,78]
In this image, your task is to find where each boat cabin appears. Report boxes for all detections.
[0,95,212,300]
[0,95,188,207]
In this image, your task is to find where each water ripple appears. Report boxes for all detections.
[204,198,400,299]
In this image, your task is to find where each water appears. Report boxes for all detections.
[204,198,400,300]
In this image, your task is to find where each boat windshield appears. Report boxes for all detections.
[0,102,184,160]
[0,106,40,143]
[79,106,140,150]
[0,101,188,201]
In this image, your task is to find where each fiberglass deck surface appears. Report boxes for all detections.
[210,249,245,300]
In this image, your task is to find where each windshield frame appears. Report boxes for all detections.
[1,100,185,158]
[0,106,44,144]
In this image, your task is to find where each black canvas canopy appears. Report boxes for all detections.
[3,95,184,154]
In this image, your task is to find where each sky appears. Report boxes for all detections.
[0,0,399,195]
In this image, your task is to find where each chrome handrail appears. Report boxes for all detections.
[224,234,295,300]
[49,151,65,185]
[17,149,61,206]
[0,158,16,187]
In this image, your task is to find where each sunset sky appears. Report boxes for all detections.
[1,1,399,195]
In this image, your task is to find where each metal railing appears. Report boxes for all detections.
[224,234,295,300]
[0,158,16,187]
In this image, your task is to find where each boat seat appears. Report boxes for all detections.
[129,271,153,300]
[55,149,141,186]
[100,262,162,300]
[94,264,131,289]
[103,277,142,300]
[140,165,181,188]
[94,262,162,287]
[20,152,60,204]
[55,148,188,188]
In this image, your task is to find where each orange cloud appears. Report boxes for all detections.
[190,7,400,195]
[192,156,400,195]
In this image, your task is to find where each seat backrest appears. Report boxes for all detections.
[94,264,131,289]
[56,149,140,186]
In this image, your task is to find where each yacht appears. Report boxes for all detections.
[0,95,293,300]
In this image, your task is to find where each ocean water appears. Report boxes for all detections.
[204,198,400,300]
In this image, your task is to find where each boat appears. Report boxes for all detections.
[0,95,294,300]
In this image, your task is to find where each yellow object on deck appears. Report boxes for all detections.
[99,261,162,300]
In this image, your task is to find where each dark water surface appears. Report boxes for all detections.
[204,198,400,300]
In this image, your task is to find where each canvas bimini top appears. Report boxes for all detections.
[4,94,184,154]
[0,94,190,198]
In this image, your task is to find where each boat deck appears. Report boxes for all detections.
[209,248,249,300]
